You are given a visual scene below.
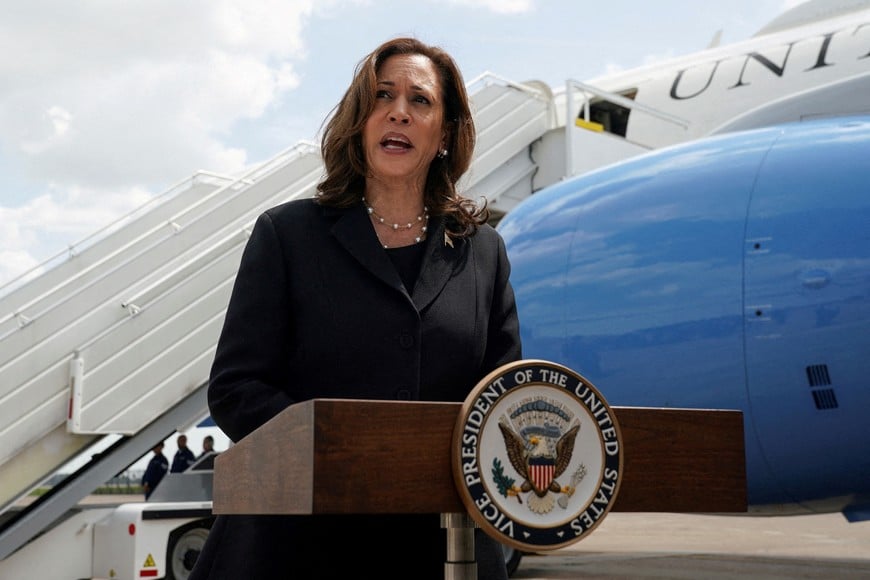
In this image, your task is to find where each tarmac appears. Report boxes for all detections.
[14,496,870,578]
[509,511,870,579]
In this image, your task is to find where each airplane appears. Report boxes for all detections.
[497,114,870,523]
[2,1,869,578]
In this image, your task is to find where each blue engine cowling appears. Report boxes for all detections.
[498,116,870,516]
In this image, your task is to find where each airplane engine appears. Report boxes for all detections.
[498,116,870,517]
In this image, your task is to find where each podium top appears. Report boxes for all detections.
[213,398,746,515]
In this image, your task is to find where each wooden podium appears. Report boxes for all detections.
[213,398,746,515]
[212,398,745,577]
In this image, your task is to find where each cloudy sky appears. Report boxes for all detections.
[0,0,802,289]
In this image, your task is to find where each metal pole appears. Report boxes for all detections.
[565,80,576,178]
[441,512,477,580]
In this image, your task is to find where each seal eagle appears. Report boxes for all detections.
[498,420,581,514]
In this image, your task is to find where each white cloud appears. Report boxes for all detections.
[445,0,535,14]
[0,1,314,187]
[0,0,319,285]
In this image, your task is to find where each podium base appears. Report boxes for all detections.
[441,512,477,580]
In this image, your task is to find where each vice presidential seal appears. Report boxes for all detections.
[452,360,623,551]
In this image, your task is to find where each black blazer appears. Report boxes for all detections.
[192,198,521,579]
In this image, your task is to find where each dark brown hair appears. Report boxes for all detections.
[315,37,487,237]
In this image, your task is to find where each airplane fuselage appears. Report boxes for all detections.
[580,8,870,148]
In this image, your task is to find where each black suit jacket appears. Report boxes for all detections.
[192,197,521,579]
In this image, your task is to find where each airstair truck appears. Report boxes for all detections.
[1,448,218,580]
[89,455,218,580]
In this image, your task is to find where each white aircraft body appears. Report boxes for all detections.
[557,0,870,180]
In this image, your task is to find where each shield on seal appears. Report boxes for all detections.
[528,455,555,493]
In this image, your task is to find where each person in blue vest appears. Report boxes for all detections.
[170,434,196,473]
[141,441,168,499]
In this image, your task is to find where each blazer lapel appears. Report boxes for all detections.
[412,216,462,311]
[328,203,462,311]
[329,203,406,294]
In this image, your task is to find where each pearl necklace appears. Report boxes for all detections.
[363,197,429,247]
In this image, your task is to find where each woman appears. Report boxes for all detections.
[191,37,521,579]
